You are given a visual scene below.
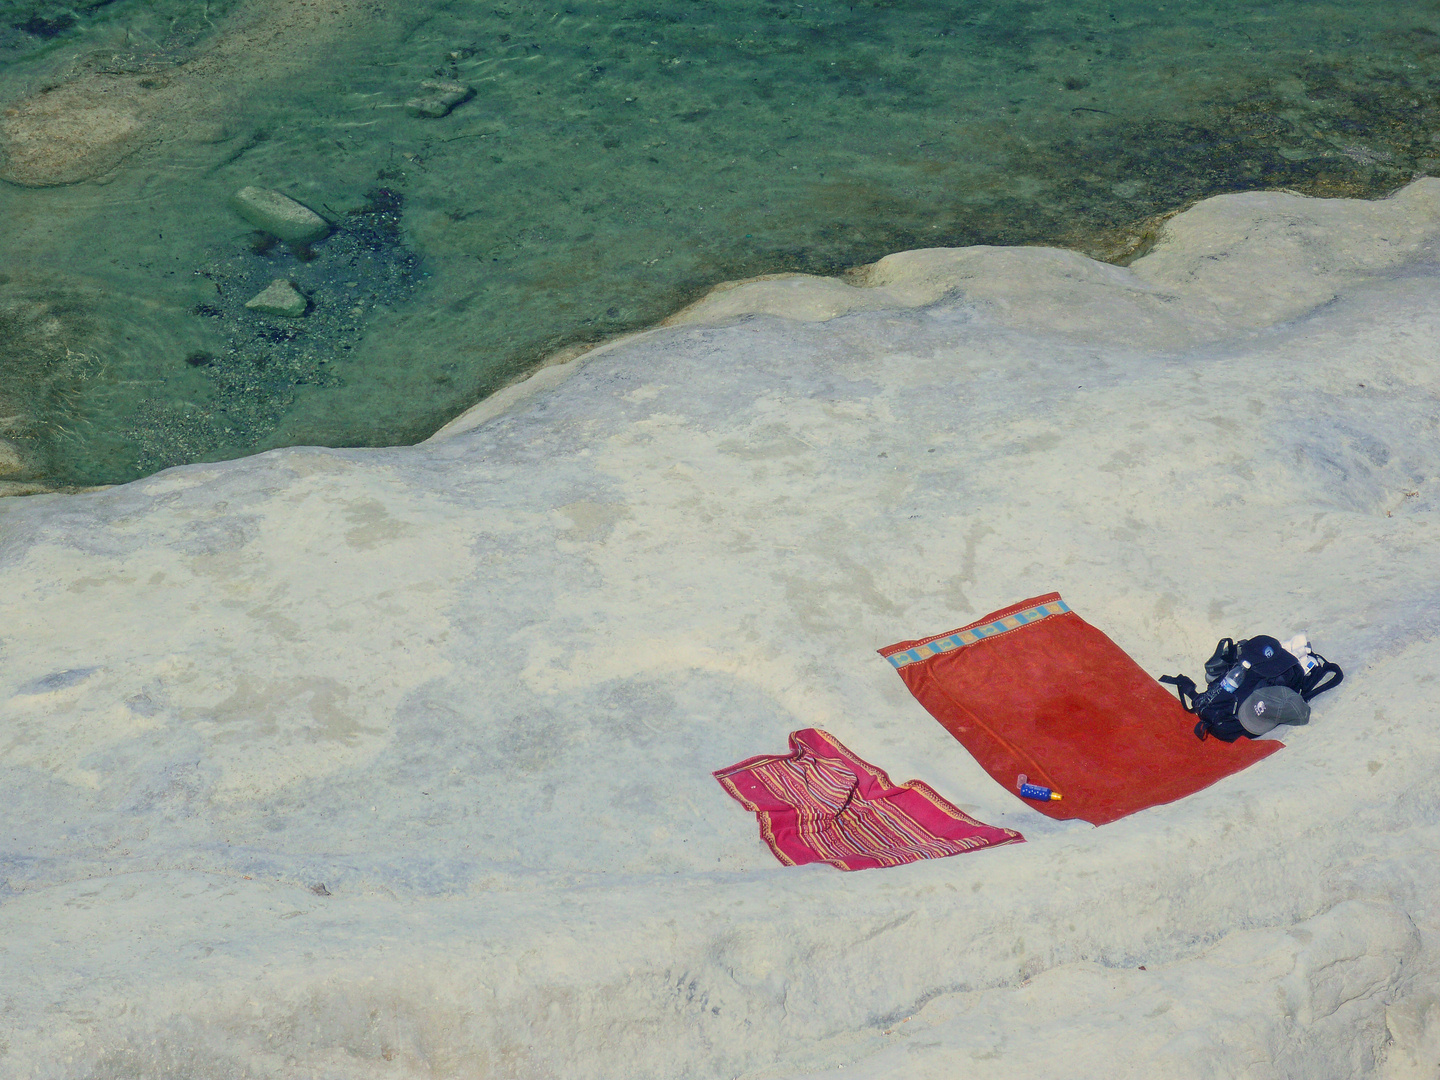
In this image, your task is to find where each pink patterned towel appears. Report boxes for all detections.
[714,728,1023,871]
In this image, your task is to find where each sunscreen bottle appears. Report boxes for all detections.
[1016,774,1062,802]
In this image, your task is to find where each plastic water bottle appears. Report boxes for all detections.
[1218,659,1251,694]
[1016,774,1062,802]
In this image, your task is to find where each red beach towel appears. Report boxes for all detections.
[714,728,1023,870]
[880,592,1283,826]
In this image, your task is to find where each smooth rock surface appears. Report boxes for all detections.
[2,181,1439,1078]
[231,185,330,244]
[243,277,307,316]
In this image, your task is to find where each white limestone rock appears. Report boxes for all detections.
[405,80,474,118]
[230,186,330,244]
[244,278,307,317]
[3,180,1440,1079]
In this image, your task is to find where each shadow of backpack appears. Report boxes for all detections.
[1161,635,1343,742]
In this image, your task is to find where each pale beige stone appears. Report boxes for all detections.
[231,187,330,244]
[244,279,307,317]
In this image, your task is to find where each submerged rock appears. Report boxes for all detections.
[231,187,330,244]
[0,275,104,483]
[244,279,307,317]
[405,80,473,118]
[0,437,22,476]
[0,88,143,186]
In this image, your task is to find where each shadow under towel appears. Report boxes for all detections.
[714,728,1023,871]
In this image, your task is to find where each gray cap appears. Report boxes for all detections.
[1239,685,1311,736]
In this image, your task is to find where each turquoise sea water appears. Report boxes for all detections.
[1,0,1437,487]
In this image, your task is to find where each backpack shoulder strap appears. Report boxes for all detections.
[1160,673,1201,712]
[1299,655,1344,701]
[1203,638,1237,682]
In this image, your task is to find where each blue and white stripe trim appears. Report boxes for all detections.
[886,599,1071,669]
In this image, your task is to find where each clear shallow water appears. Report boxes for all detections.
[1,0,1437,487]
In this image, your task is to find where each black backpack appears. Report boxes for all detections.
[1161,636,1343,742]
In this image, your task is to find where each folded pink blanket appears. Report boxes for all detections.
[714,728,1023,871]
